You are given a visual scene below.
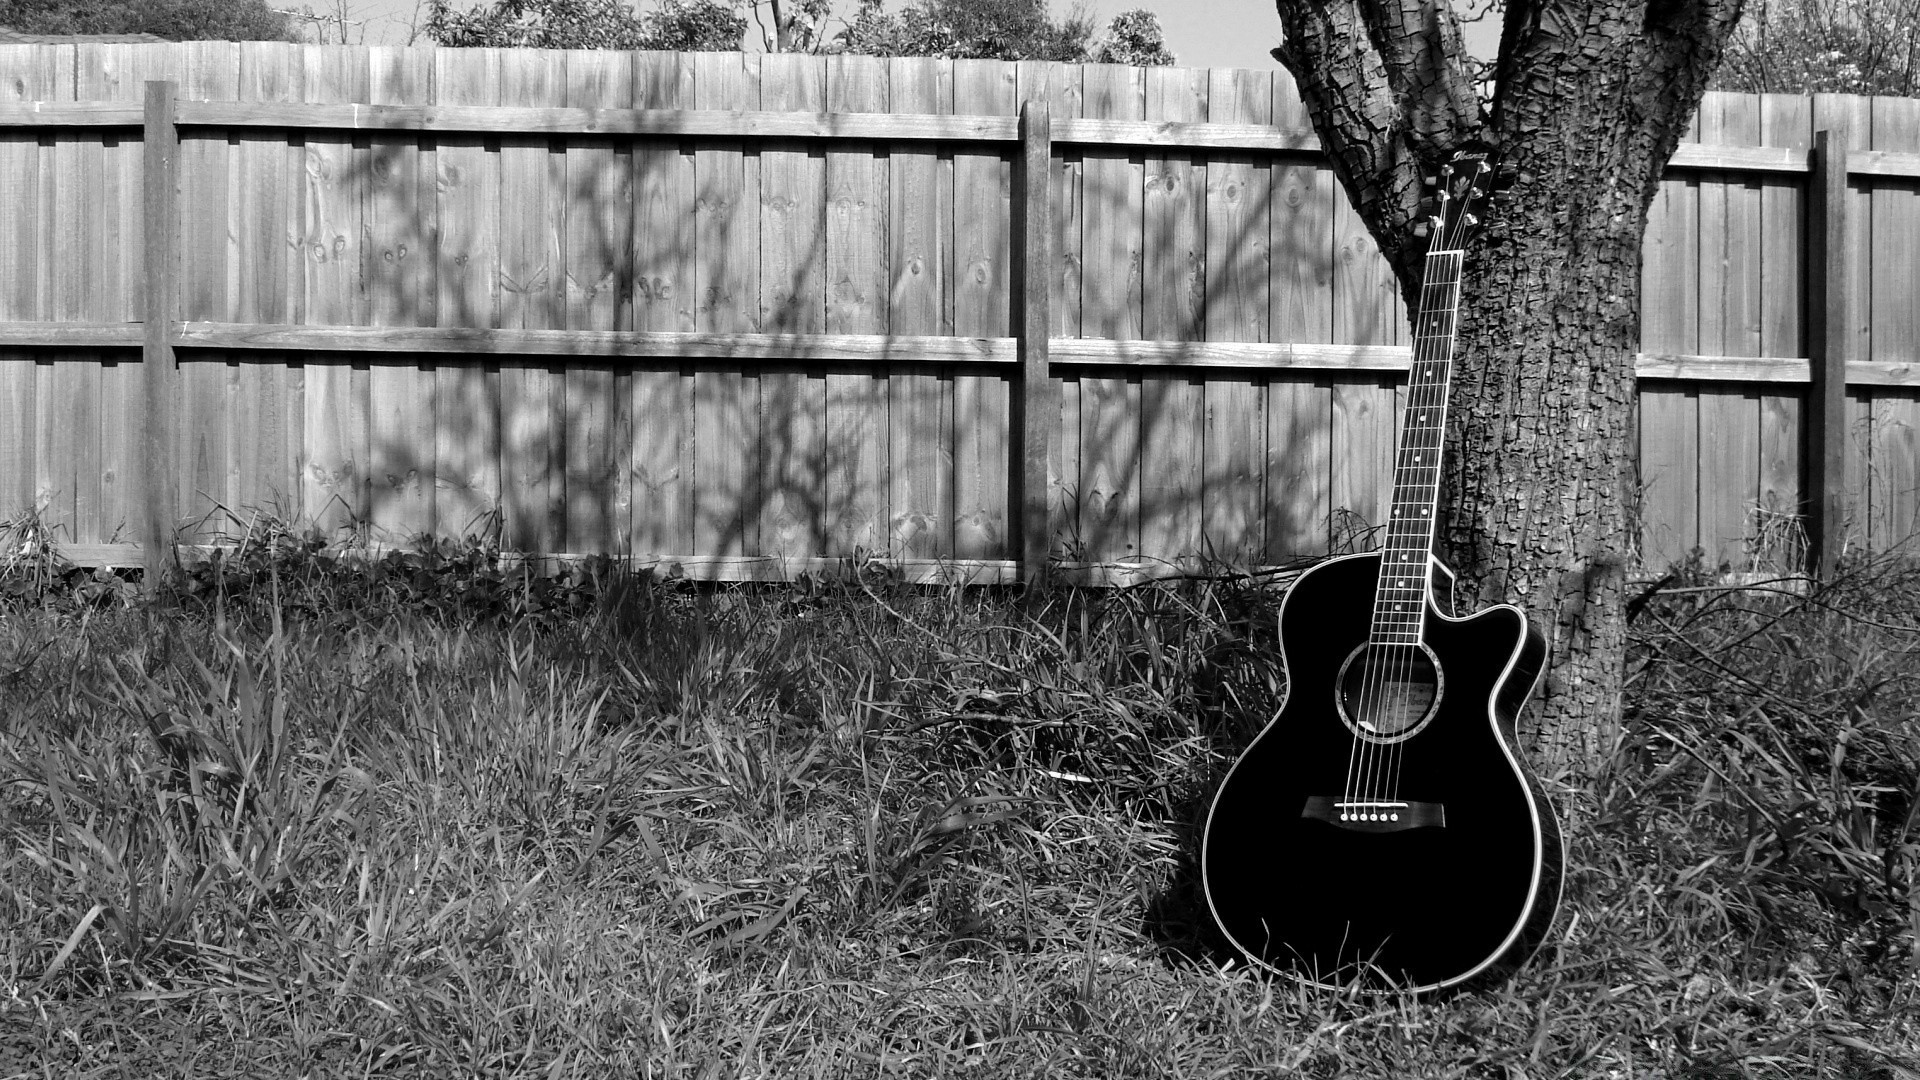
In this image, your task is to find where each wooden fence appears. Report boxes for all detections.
[1,43,1918,583]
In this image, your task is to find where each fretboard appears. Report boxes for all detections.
[1370,249,1463,646]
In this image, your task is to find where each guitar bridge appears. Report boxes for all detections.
[1302,796,1446,833]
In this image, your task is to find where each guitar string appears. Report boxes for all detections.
[1380,243,1454,810]
[1372,256,1450,812]
[1387,263,1452,806]
[1384,171,1479,811]
[1346,160,1483,822]
[1350,190,1452,819]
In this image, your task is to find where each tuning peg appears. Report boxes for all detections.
[1412,219,1431,238]
[1494,163,1520,189]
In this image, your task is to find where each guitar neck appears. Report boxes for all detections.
[1370,248,1464,646]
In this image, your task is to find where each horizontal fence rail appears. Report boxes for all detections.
[1,44,1918,583]
[8,321,1920,387]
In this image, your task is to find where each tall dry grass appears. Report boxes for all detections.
[0,531,1915,1077]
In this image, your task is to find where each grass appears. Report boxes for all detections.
[0,529,1916,1078]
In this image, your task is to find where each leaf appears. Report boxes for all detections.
[35,903,105,985]
[464,868,547,947]
[719,885,808,948]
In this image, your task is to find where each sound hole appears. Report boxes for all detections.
[1336,643,1441,743]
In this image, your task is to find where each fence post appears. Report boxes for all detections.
[1015,97,1054,584]
[1806,127,1849,579]
[142,80,181,594]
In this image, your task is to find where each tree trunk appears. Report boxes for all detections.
[1271,0,1744,767]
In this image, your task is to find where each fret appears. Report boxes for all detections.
[1367,245,1467,646]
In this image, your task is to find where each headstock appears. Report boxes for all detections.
[1413,147,1510,251]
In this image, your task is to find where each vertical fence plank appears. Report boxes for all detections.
[142,79,181,586]
[1330,377,1393,545]
[51,48,113,545]
[1813,95,1872,562]
[1015,84,1054,580]
[1267,376,1331,558]
[1199,68,1269,564]
[1079,64,1143,341]
[0,349,31,524]
[1271,78,1334,344]
[170,44,236,544]
[299,45,369,537]
[1044,64,1081,552]
[562,49,632,555]
[693,52,758,556]
[20,49,67,534]
[366,46,435,546]
[0,46,51,525]
[758,54,828,558]
[633,56,696,334]
[885,57,952,559]
[1075,63,1141,561]
[630,52,694,558]
[1327,99,1399,536]
[759,54,825,335]
[1868,96,1920,550]
[1079,373,1139,559]
[103,47,180,548]
[1205,69,1269,343]
[0,46,51,325]
[1331,174,1396,347]
[1759,94,1809,360]
[1266,77,1332,558]
[432,47,502,542]
[231,43,302,526]
[1143,66,1205,342]
[1137,66,1207,565]
[1049,68,1084,340]
[1758,93,1809,553]
[951,59,1014,560]
[496,50,565,554]
[1638,112,1702,567]
[1696,94,1762,567]
[825,54,888,556]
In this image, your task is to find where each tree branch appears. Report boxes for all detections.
[1356,0,1483,157]
[1273,0,1486,299]
[1631,0,1748,150]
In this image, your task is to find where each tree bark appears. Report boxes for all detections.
[1272,0,1745,766]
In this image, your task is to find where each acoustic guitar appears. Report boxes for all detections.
[1200,151,1562,993]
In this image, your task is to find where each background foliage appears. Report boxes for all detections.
[420,0,1175,63]
[423,0,747,50]
[1714,0,1920,94]
[0,0,297,40]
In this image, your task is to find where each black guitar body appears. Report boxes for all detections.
[1201,552,1563,993]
